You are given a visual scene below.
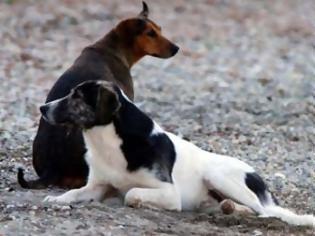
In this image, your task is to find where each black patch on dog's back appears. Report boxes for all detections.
[113,90,176,183]
[149,133,176,182]
[245,172,268,205]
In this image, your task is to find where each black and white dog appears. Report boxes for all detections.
[41,81,315,227]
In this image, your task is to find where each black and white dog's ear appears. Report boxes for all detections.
[138,1,149,18]
[96,83,121,124]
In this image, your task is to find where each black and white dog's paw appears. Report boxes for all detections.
[43,195,75,204]
[124,189,144,208]
[124,188,181,211]
[124,188,160,210]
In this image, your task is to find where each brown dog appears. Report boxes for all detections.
[18,2,179,189]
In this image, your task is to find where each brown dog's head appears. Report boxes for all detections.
[115,2,179,62]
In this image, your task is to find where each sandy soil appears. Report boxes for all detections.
[1,0,315,235]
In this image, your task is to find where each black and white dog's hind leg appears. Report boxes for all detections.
[202,157,315,226]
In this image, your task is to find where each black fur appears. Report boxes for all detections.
[208,190,224,203]
[113,89,176,182]
[245,172,267,204]
[139,1,149,18]
[245,172,278,206]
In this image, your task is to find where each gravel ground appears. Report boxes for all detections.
[1,0,315,235]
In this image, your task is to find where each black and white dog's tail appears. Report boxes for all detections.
[205,171,315,227]
[245,172,315,227]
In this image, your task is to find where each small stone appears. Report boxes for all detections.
[61,205,71,211]
[274,173,286,179]
[6,204,15,209]
[252,230,263,236]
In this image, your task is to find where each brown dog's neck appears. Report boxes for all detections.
[91,30,144,69]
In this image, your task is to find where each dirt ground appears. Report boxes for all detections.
[1,0,315,235]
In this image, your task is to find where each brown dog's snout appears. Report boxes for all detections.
[170,44,179,56]
[160,42,179,58]
[150,39,179,58]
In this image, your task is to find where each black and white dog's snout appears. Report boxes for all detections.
[40,104,54,124]
[39,105,49,118]
[40,100,61,125]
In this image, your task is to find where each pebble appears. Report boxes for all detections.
[274,173,286,179]
[252,230,263,236]
[61,206,71,211]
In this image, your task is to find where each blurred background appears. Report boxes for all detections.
[0,0,315,235]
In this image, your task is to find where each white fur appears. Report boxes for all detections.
[262,205,315,226]
[44,121,315,227]
[166,132,315,226]
[44,124,181,210]
[119,89,132,102]
[151,121,164,135]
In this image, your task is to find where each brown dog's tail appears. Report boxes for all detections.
[17,168,50,189]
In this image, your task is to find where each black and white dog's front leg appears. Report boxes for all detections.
[124,183,181,211]
[43,183,108,204]
[44,170,108,204]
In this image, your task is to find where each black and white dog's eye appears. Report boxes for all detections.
[146,29,157,37]
[72,90,83,99]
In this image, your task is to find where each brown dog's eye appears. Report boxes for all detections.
[146,29,157,37]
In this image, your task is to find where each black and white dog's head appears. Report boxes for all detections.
[40,81,121,129]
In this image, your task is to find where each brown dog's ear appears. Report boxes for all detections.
[138,1,149,18]
[96,83,121,125]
